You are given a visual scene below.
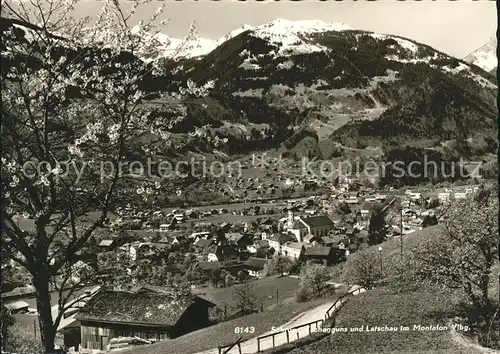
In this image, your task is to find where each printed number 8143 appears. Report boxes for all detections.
[234,327,255,334]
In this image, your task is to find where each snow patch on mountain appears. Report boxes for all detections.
[216,24,254,45]
[385,52,440,64]
[369,33,419,53]
[442,62,497,89]
[464,35,497,72]
[250,18,351,56]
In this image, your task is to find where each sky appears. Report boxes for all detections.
[4,0,496,58]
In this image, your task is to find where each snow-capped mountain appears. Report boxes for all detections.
[464,35,497,72]
[136,19,352,61]
[250,18,351,55]
[130,25,217,61]
[215,24,254,46]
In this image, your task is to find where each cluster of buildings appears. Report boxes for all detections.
[5,180,481,353]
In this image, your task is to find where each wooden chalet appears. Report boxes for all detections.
[76,290,215,350]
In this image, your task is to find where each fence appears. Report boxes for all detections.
[218,285,367,354]
[256,319,323,352]
[218,336,244,354]
[324,286,367,321]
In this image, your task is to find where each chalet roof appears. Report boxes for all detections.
[259,218,274,225]
[288,221,302,230]
[302,216,335,228]
[303,234,317,243]
[4,300,30,311]
[77,290,214,326]
[345,227,355,235]
[197,261,222,270]
[258,240,270,248]
[195,239,215,248]
[3,286,36,299]
[99,240,114,247]
[320,236,344,245]
[283,242,307,250]
[130,285,169,294]
[151,243,170,250]
[227,233,245,243]
[304,246,332,256]
[268,233,295,244]
[214,244,239,257]
[243,257,269,269]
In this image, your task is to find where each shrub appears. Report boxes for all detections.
[5,323,43,354]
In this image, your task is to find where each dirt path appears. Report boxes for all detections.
[195,285,365,354]
[193,300,335,354]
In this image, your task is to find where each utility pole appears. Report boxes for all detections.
[378,246,383,276]
[276,288,279,307]
[400,206,404,261]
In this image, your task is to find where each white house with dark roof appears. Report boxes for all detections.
[281,242,308,260]
[243,257,269,277]
[267,233,296,253]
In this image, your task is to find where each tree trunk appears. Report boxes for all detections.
[34,271,56,353]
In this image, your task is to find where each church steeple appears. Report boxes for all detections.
[287,201,294,228]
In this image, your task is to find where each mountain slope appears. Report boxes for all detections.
[331,66,497,148]
[464,35,497,73]
[175,19,497,158]
[5,16,496,161]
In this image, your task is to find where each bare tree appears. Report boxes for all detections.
[232,281,262,315]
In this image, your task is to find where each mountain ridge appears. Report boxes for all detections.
[3,17,497,164]
[464,35,497,73]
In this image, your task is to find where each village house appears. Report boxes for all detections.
[267,233,296,254]
[207,244,240,265]
[360,209,370,218]
[438,192,451,203]
[190,231,211,242]
[54,286,102,351]
[281,242,308,260]
[303,234,320,244]
[375,194,387,201]
[4,300,30,314]
[197,260,222,274]
[119,242,154,262]
[226,232,253,250]
[345,197,359,205]
[304,246,345,266]
[194,238,216,254]
[248,239,270,255]
[98,239,115,251]
[76,290,216,350]
[243,257,269,278]
[318,235,347,249]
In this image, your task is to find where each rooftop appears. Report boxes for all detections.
[302,215,336,228]
[268,233,296,244]
[77,290,214,326]
[244,257,269,269]
[304,246,332,256]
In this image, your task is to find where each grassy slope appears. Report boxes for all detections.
[328,224,446,279]
[286,287,483,354]
[193,275,301,309]
[122,297,339,354]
